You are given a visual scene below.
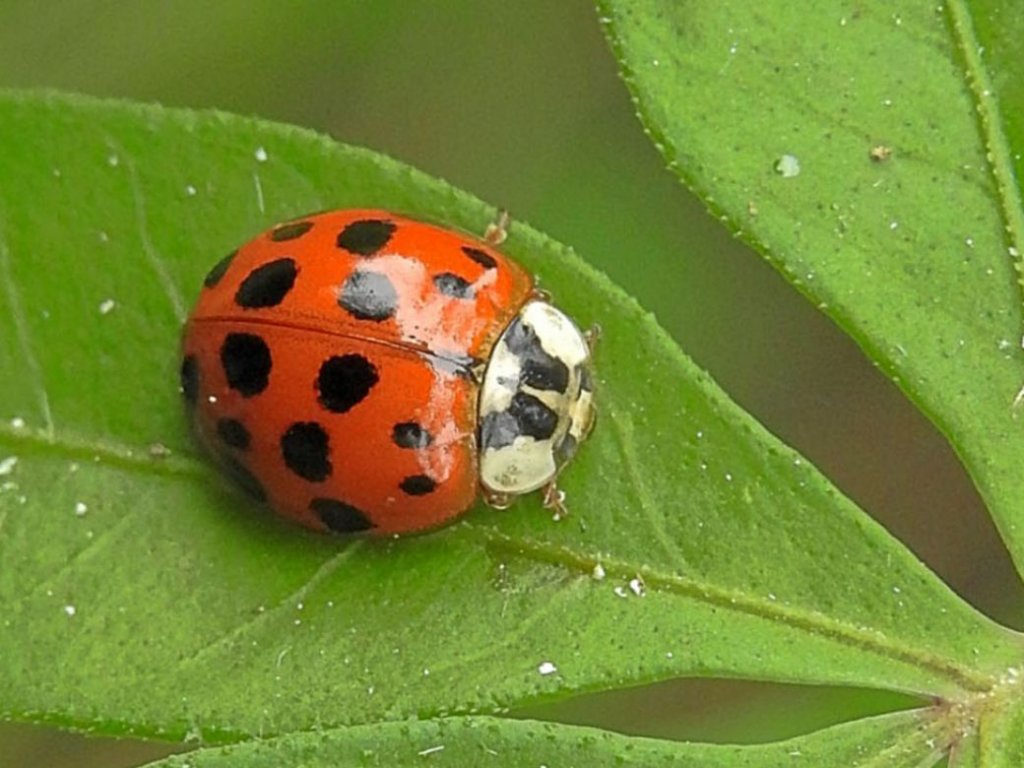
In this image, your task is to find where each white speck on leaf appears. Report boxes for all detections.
[149,443,171,459]
[64,605,76,617]
[74,502,88,517]
[774,154,800,177]
[99,299,116,315]
[10,417,25,429]
[538,661,558,676]
[255,146,268,162]
[592,563,606,580]
[107,154,119,167]
[0,457,17,476]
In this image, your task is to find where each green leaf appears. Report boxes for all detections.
[143,713,941,768]
[599,0,1024,761]
[0,89,1019,750]
[596,0,1024,576]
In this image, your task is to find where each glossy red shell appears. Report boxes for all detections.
[181,209,533,535]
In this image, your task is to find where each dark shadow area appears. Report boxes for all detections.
[0,722,179,768]
[516,678,923,744]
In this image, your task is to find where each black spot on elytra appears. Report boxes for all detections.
[502,318,569,393]
[180,354,199,405]
[481,392,557,450]
[462,246,497,270]
[392,422,433,449]
[223,456,267,502]
[281,422,331,482]
[433,272,475,299]
[221,333,272,397]
[269,220,314,242]
[317,354,379,414]
[311,497,375,533]
[235,258,298,309]
[336,219,395,256]
[400,474,437,496]
[339,270,398,321]
[204,250,237,288]
[216,418,251,450]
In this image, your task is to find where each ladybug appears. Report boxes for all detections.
[180,209,596,535]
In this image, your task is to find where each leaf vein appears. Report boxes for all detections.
[0,215,55,439]
[106,138,188,323]
[606,403,688,570]
[423,577,589,676]
[176,542,364,670]
[0,420,207,486]
[25,512,136,600]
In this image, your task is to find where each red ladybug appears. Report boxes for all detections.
[180,210,596,535]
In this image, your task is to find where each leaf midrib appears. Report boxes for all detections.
[946,2,1024,315]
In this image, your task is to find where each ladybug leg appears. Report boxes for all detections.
[1014,379,1024,409]
[484,209,510,246]
[482,486,514,510]
[531,286,553,302]
[584,323,602,352]
[541,480,568,521]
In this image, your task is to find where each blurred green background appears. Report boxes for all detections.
[1,2,1021,765]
